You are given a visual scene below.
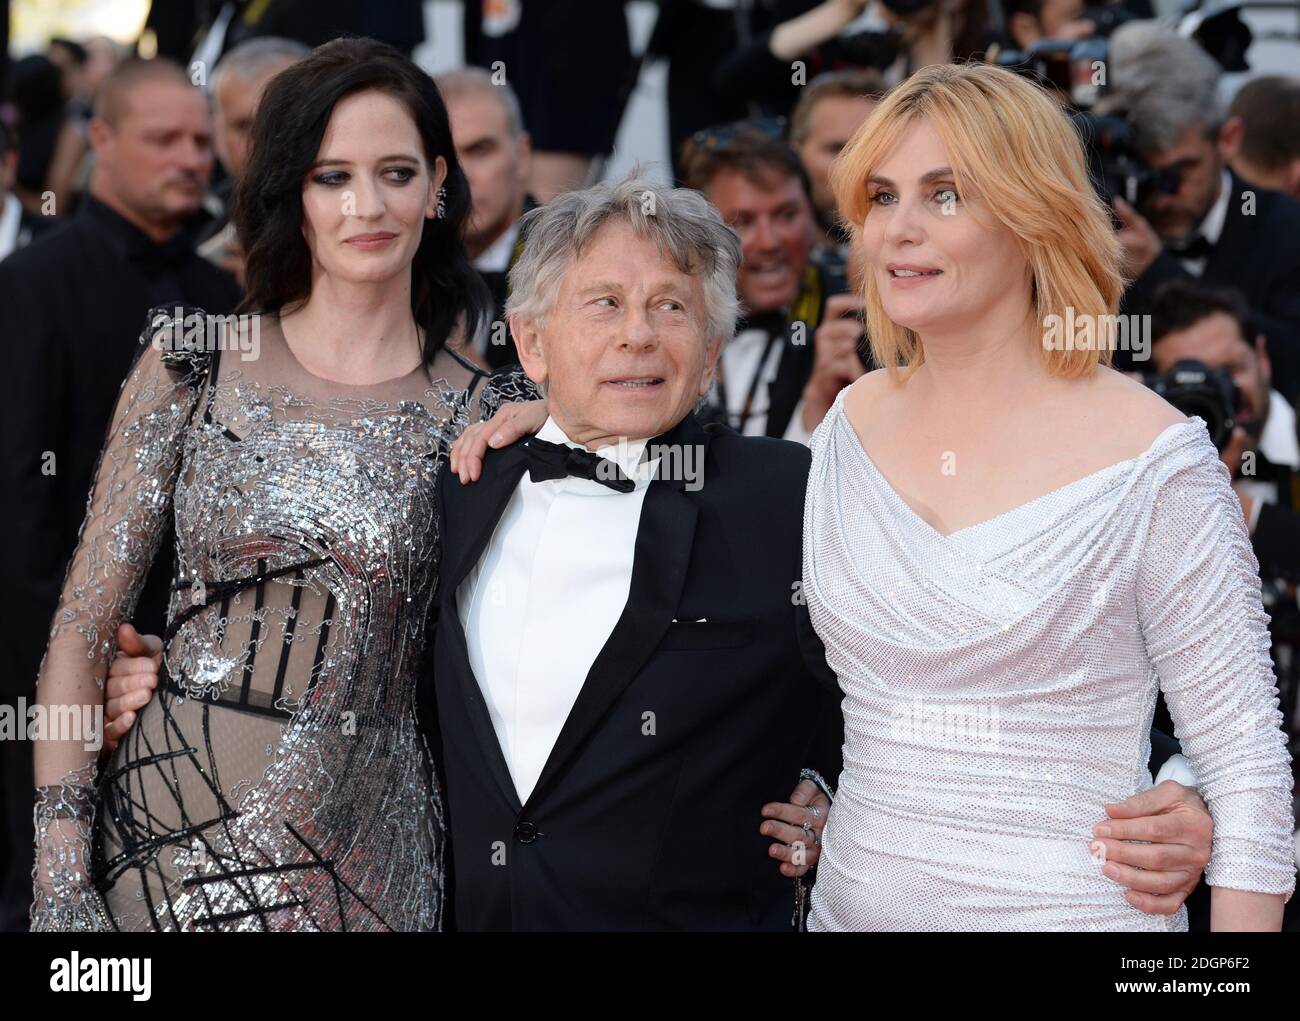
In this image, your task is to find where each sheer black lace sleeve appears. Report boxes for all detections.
[473,363,544,424]
[30,306,212,931]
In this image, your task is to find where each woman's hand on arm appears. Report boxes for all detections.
[449,398,548,484]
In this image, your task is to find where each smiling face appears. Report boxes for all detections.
[707,168,814,315]
[510,220,720,447]
[300,89,445,287]
[859,116,1031,344]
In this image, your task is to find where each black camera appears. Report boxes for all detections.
[1071,111,1183,210]
[1144,359,1238,451]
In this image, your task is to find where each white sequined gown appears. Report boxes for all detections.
[803,390,1296,931]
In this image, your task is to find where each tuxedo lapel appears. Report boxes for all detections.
[765,341,812,438]
[523,417,712,810]
[438,443,531,812]
[1206,172,1252,284]
[441,443,528,593]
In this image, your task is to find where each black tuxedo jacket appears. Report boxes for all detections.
[423,414,843,930]
[1122,171,1300,402]
[1251,451,1300,584]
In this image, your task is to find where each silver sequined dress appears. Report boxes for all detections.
[803,389,1296,931]
[30,307,534,931]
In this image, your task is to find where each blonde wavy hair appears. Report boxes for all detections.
[830,62,1123,378]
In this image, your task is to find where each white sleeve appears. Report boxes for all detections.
[1136,445,1296,901]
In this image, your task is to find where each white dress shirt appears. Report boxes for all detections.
[456,418,657,802]
[713,328,813,444]
[1237,388,1300,533]
[472,219,520,275]
[469,220,521,356]
[0,193,25,263]
[1179,168,1231,277]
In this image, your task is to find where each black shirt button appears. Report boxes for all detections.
[514,821,538,844]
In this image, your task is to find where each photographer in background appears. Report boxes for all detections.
[1003,0,1093,49]
[1229,75,1300,202]
[680,124,868,441]
[789,69,883,253]
[1149,281,1300,586]
[1100,22,1300,403]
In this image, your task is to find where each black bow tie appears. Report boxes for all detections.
[734,311,788,338]
[520,437,636,493]
[1170,233,1215,261]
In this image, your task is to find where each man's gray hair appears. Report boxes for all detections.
[1099,22,1223,152]
[434,67,524,137]
[506,176,742,345]
[212,37,309,104]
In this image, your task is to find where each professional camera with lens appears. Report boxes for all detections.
[990,6,1184,211]
[1144,359,1239,451]
[1070,110,1184,210]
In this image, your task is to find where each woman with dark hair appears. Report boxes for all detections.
[29,37,543,932]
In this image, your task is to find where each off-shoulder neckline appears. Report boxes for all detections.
[828,388,1205,541]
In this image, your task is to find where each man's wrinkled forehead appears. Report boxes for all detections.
[562,224,703,299]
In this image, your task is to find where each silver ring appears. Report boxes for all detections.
[808,805,821,821]
[800,821,813,841]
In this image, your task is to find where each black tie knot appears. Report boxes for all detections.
[521,437,636,493]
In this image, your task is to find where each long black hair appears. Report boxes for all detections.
[232,36,490,364]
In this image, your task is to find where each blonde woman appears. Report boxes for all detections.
[803,63,1295,931]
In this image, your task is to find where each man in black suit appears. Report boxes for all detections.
[426,176,1216,930]
[1105,23,1300,402]
[0,57,238,930]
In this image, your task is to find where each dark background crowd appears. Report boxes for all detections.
[1,0,1298,932]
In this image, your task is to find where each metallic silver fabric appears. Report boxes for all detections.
[803,390,1296,931]
[32,307,538,931]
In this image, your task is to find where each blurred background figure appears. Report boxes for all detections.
[789,67,883,254]
[147,0,426,65]
[1101,22,1300,404]
[7,53,72,215]
[1149,280,1300,588]
[1228,74,1300,200]
[0,117,53,260]
[436,66,535,369]
[0,57,240,931]
[1003,0,1094,48]
[463,0,631,201]
[680,124,867,442]
[196,35,309,287]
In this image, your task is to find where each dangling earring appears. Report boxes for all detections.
[434,185,447,219]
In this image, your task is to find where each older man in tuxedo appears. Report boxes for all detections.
[428,176,1217,930]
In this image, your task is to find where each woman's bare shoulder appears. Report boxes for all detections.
[843,367,905,422]
[1081,366,1192,454]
